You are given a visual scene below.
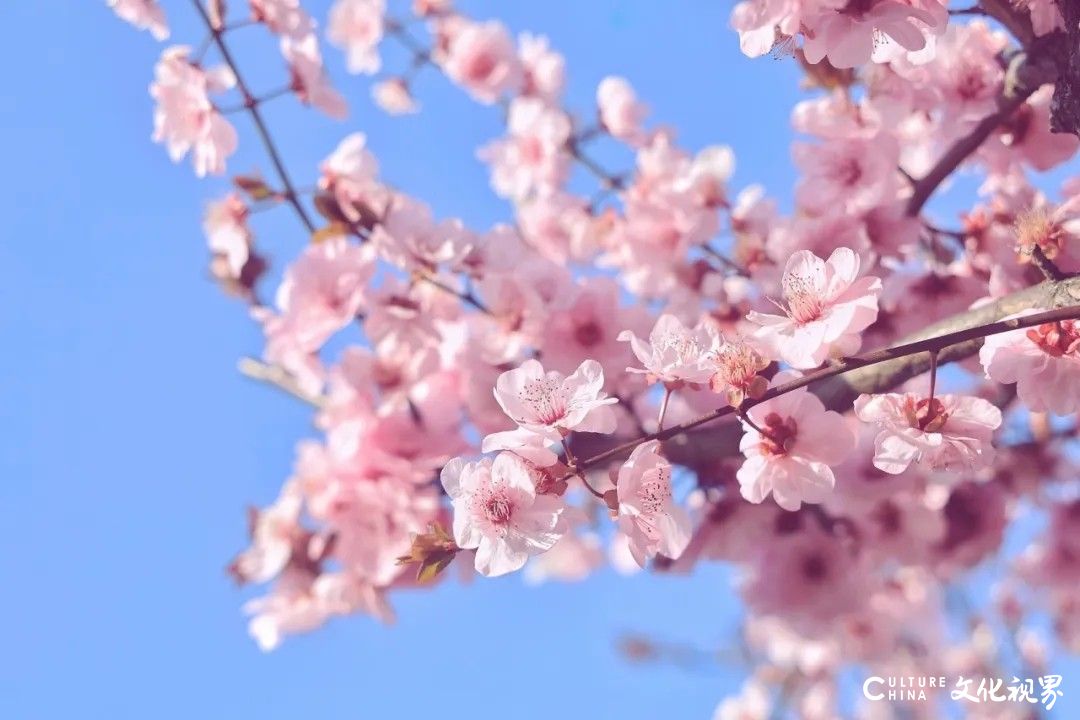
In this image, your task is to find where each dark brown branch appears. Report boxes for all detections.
[190,0,316,234]
[906,89,1034,217]
[1029,246,1067,281]
[569,278,1080,477]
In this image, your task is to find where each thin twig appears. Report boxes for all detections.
[701,244,750,277]
[238,357,326,407]
[190,0,316,234]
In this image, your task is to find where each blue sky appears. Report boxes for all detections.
[0,1,1074,718]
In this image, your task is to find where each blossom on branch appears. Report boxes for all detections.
[150,46,238,177]
[980,310,1080,415]
[108,0,169,40]
[736,384,856,511]
[441,452,567,577]
[327,0,385,75]
[619,313,723,387]
[616,440,692,567]
[748,247,882,369]
[853,392,1002,474]
[491,358,618,444]
[438,19,523,104]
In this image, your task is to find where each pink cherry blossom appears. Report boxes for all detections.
[327,0,385,75]
[439,19,522,104]
[597,76,647,143]
[1018,0,1065,36]
[618,313,722,387]
[516,193,594,263]
[263,235,376,355]
[853,392,1003,474]
[371,77,418,114]
[319,132,386,223]
[742,524,870,628]
[729,0,813,58]
[925,22,1007,123]
[441,452,567,577]
[748,248,882,369]
[250,0,313,38]
[676,145,735,208]
[229,483,304,585]
[491,358,618,443]
[479,97,571,200]
[283,33,348,119]
[802,0,948,69]
[150,46,238,177]
[616,440,692,567]
[203,192,251,278]
[980,309,1080,415]
[793,134,899,214]
[736,385,856,511]
[518,33,565,102]
[540,277,645,376]
[108,0,169,40]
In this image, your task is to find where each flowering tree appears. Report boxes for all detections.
[111,0,1080,715]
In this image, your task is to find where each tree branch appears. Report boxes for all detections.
[569,277,1080,477]
[189,0,316,234]
[906,89,1034,217]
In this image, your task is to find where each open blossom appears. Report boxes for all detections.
[853,392,1002,474]
[479,97,571,200]
[748,248,882,369]
[108,0,168,39]
[440,20,522,104]
[793,135,898,214]
[675,145,735,208]
[229,484,304,585]
[150,46,238,177]
[618,314,722,386]
[251,0,314,37]
[441,453,567,577]
[269,235,376,350]
[802,0,948,69]
[327,0,385,75]
[597,76,647,143]
[283,34,348,119]
[491,359,617,443]
[616,441,692,567]
[709,337,770,404]
[980,310,1080,415]
[518,33,565,102]
[319,132,386,223]
[736,385,856,511]
[203,192,252,278]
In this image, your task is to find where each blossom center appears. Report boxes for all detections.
[800,552,829,582]
[712,341,767,388]
[781,273,825,324]
[902,396,949,433]
[482,495,514,526]
[1026,320,1080,358]
[521,377,567,424]
[759,412,798,455]
[574,321,603,347]
[465,52,497,83]
[637,467,672,514]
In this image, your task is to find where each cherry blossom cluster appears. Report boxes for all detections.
[111,0,1080,714]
